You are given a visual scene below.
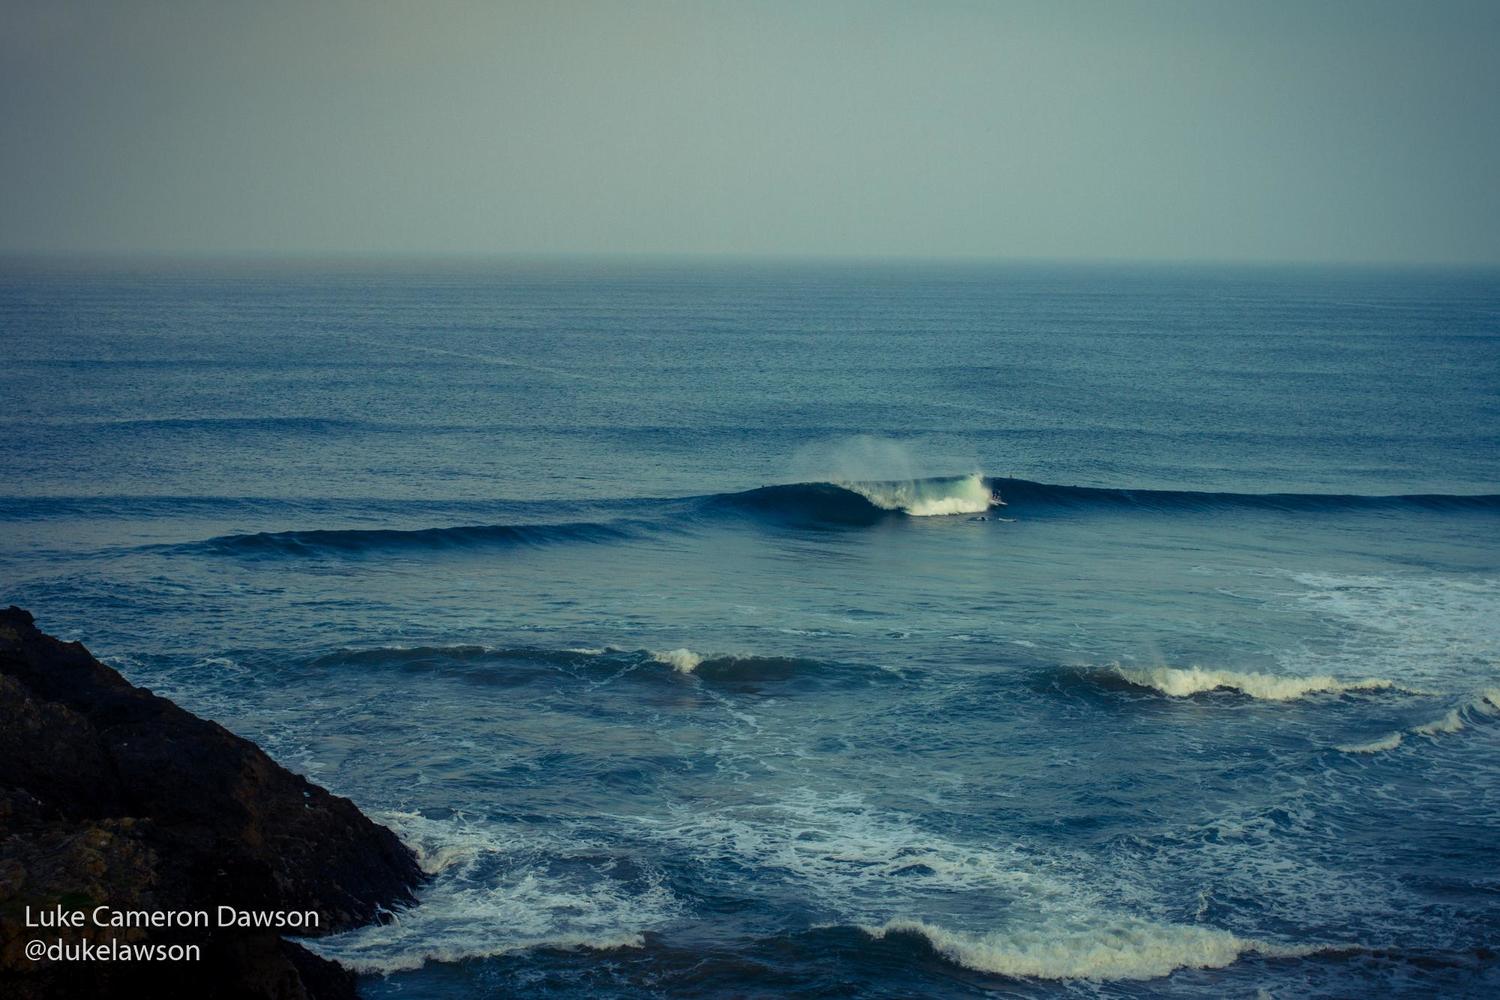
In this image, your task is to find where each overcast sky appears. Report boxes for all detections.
[3,0,1497,263]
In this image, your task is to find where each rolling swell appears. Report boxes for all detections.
[308,643,880,689]
[185,519,644,557]
[165,476,1499,559]
[987,477,1500,514]
[703,482,893,526]
[701,476,1499,526]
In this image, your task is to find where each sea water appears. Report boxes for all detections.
[2,259,1497,997]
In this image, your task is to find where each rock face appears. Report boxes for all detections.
[0,607,424,999]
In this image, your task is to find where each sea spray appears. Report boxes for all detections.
[844,473,994,516]
[651,648,705,673]
[788,436,990,515]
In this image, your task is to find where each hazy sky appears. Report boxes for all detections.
[3,0,1498,263]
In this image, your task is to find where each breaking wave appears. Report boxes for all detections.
[859,917,1333,981]
[632,787,1341,984]
[310,643,874,688]
[650,648,704,673]
[1338,688,1500,754]
[164,476,1498,559]
[1337,732,1406,754]
[703,472,1000,525]
[646,647,876,682]
[842,473,994,517]
[1101,664,1420,701]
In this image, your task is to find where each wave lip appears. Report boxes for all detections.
[1105,664,1415,702]
[860,917,1333,981]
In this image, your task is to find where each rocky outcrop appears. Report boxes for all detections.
[0,607,424,999]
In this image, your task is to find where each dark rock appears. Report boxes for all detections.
[0,606,423,998]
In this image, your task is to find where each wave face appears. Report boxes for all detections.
[703,473,998,525]
[703,475,1498,529]
[183,519,644,557]
[137,474,1500,560]
[1100,664,1415,701]
[985,478,1500,514]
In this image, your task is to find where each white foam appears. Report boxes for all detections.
[844,472,994,517]
[306,811,678,975]
[1412,709,1465,736]
[1285,573,1500,693]
[1336,732,1405,754]
[633,788,1080,922]
[1337,688,1500,753]
[1109,664,1409,701]
[1413,688,1499,737]
[651,648,704,673]
[860,916,1325,981]
[633,789,1330,982]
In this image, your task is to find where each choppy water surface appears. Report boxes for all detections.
[3,260,1498,997]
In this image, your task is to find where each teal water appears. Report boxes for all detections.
[3,260,1498,997]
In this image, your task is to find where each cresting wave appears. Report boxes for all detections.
[1338,689,1500,754]
[1100,664,1421,701]
[158,476,1499,558]
[859,917,1334,981]
[647,647,874,682]
[841,473,994,517]
[701,480,985,526]
[716,475,1500,521]
[311,643,872,686]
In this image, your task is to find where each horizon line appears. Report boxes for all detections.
[1,249,1498,271]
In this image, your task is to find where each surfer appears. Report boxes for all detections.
[989,489,1006,507]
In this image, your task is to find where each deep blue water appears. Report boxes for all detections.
[3,259,1498,997]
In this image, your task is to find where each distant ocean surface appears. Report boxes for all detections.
[3,259,1498,998]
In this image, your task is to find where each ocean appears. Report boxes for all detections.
[2,258,1497,997]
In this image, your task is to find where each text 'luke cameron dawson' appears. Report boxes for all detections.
[25,905,320,930]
